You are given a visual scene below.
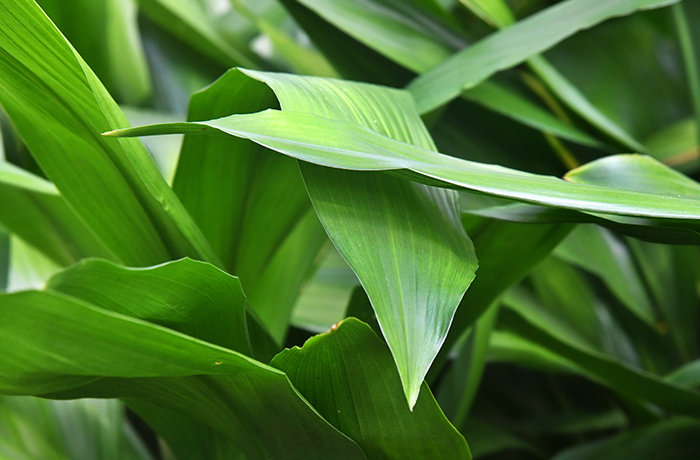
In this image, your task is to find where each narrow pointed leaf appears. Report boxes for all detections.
[109,110,700,223]
[0,0,219,267]
[408,0,680,114]
[271,318,471,459]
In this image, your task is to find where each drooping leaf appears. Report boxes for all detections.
[408,0,680,114]
[0,0,220,267]
[0,260,368,460]
[109,112,700,223]
[271,318,471,460]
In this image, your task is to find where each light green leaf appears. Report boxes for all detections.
[408,0,680,114]
[0,0,219,267]
[167,69,478,408]
[271,318,471,460]
[109,110,700,223]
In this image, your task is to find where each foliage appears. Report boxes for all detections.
[1,0,700,458]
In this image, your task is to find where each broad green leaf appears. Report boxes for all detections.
[0,0,219,267]
[408,0,680,114]
[0,262,367,460]
[555,224,656,327]
[551,418,700,460]
[46,258,251,355]
[271,318,471,460]
[301,165,477,408]
[498,306,700,418]
[461,419,537,459]
[168,69,478,408]
[109,112,700,223]
[172,69,327,342]
[37,0,152,105]
[0,396,152,460]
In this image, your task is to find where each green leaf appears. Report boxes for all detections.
[428,219,572,383]
[673,2,700,150]
[408,0,680,114]
[172,69,327,342]
[0,0,220,267]
[0,160,57,195]
[0,178,113,267]
[0,261,367,460]
[551,418,700,460]
[0,396,152,460]
[498,306,700,418]
[108,111,700,223]
[163,68,478,408]
[271,318,471,460]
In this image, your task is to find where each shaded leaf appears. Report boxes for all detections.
[271,318,471,460]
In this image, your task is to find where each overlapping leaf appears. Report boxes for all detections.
[0,0,218,267]
[0,259,367,460]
